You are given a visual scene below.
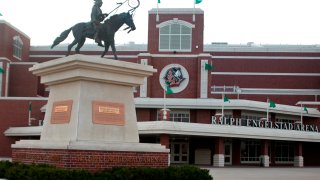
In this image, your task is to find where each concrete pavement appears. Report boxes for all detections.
[204,167,320,180]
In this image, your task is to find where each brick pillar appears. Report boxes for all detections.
[160,134,170,166]
[213,137,224,167]
[270,113,276,123]
[294,142,303,167]
[232,110,241,119]
[160,134,170,149]
[260,140,269,167]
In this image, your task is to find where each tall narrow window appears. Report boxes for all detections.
[275,142,294,163]
[240,140,261,163]
[13,36,23,60]
[158,20,193,52]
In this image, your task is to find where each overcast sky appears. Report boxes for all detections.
[1,0,320,46]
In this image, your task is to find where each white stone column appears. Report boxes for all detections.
[213,154,224,167]
[294,156,304,167]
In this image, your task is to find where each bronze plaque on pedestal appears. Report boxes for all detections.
[92,101,125,125]
[51,100,73,124]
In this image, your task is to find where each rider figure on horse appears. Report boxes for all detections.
[91,0,108,47]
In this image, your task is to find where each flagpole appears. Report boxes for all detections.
[222,94,224,119]
[193,0,196,22]
[164,86,166,110]
[28,101,31,126]
[156,0,159,22]
[266,98,269,122]
[300,104,303,125]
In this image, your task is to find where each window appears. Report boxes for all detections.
[158,20,193,51]
[276,118,296,125]
[171,142,189,163]
[276,115,299,130]
[240,140,261,163]
[157,110,190,122]
[241,112,265,126]
[275,142,294,163]
[13,36,23,60]
[241,115,265,121]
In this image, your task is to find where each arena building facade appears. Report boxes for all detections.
[1,8,320,167]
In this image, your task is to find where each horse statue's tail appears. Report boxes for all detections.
[51,27,72,49]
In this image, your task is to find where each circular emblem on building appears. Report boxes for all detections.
[159,64,189,94]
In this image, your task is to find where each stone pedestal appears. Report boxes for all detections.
[213,154,224,167]
[294,156,304,167]
[12,55,169,171]
[260,155,270,167]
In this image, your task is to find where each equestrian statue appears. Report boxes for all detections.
[51,0,140,59]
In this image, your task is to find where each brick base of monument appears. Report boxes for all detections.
[12,148,169,172]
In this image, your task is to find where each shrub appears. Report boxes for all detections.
[0,161,212,180]
[0,161,13,178]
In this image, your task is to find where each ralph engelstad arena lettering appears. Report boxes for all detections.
[211,116,319,133]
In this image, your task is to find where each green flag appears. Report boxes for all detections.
[224,95,230,102]
[269,100,276,108]
[158,0,160,3]
[205,63,213,70]
[0,13,2,16]
[0,67,4,73]
[195,0,202,4]
[166,86,174,95]
[304,106,308,114]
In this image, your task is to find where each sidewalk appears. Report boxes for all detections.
[205,167,320,180]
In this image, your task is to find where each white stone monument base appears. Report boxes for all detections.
[11,55,169,171]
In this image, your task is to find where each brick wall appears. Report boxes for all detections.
[9,64,39,97]
[0,99,46,157]
[0,22,30,61]
[136,108,153,122]
[12,148,169,172]
[195,109,211,124]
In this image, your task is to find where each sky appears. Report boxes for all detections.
[1,0,320,46]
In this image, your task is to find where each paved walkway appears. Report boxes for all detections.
[204,167,320,180]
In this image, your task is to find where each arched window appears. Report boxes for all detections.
[158,19,194,52]
[13,36,23,60]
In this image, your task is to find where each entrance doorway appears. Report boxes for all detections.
[225,141,232,165]
[171,142,189,163]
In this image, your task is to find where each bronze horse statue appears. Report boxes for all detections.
[51,12,136,59]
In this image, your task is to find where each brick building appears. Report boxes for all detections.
[1,8,320,166]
